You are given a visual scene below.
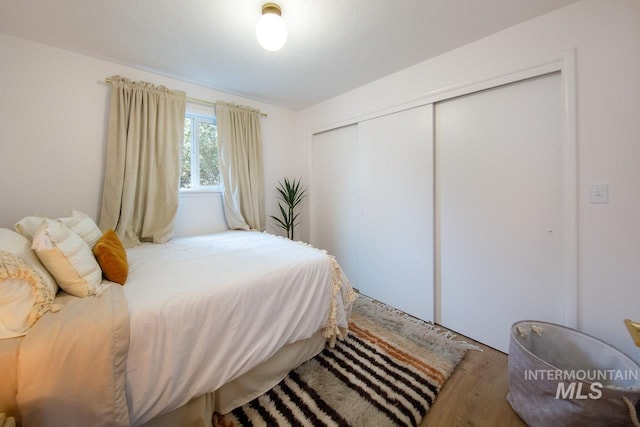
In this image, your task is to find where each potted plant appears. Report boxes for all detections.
[270,177,306,240]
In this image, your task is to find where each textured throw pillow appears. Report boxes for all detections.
[0,228,58,294]
[0,250,58,338]
[93,229,128,285]
[31,220,104,298]
[58,210,102,249]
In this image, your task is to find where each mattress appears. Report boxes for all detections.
[123,231,353,425]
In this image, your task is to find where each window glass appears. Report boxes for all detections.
[181,113,218,191]
[181,116,193,189]
[198,121,219,186]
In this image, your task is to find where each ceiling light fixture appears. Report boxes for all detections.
[256,3,287,52]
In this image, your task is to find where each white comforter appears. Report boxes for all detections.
[123,231,353,425]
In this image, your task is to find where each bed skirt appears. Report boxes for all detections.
[1,316,326,427]
[141,330,326,427]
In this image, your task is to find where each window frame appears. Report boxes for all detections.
[181,111,221,193]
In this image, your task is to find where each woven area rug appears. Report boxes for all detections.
[213,293,471,427]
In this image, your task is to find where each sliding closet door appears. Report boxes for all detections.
[436,73,563,352]
[358,105,434,321]
[311,124,360,285]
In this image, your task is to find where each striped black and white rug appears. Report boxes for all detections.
[214,294,472,427]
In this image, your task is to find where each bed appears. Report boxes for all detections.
[0,227,355,427]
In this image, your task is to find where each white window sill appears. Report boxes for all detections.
[179,189,222,198]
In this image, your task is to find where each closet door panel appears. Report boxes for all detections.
[358,105,434,321]
[311,124,360,285]
[436,73,564,352]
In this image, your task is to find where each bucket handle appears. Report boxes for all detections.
[623,395,640,427]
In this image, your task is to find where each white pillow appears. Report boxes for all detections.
[58,210,102,249]
[14,216,48,240]
[15,210,102,250]
[0,251,58,339]
[31,220,104,298]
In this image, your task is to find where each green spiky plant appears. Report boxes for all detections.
[270,177,307,240]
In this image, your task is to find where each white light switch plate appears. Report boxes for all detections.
[589,184,609,204]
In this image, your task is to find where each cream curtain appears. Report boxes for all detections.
[216,101,265,231]
[99,75,186,247]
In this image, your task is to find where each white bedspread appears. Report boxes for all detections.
[123,231,353,425]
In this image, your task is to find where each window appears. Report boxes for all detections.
[181,112,220,191]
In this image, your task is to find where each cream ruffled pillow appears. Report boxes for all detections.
[0,228,59,338]
[31,220,106,298]
[0,250,59,339]
[0,412,16,427]
[0,228,57,293]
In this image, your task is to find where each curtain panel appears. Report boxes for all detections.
[99,75,186,247]
[216,101,265,231]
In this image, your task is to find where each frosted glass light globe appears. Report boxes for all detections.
[256,12,287,51]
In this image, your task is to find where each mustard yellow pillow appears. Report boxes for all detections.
[93,229,128,285]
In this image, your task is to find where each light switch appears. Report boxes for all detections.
[589,184,609,204]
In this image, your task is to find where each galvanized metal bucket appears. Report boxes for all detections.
[507,320,640,427]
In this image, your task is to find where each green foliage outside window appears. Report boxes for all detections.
[198,122,219,187]
[181,118,193,189]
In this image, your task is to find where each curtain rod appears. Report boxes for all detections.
[104,78,267,118]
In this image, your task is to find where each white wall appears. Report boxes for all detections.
[296,0,640,361]
[0,33,300,238]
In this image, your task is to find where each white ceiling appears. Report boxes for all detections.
[0,0,578,111]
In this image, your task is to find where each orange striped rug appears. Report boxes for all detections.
[213,293,472,427]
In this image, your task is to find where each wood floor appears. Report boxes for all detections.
[421,332,527,427]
